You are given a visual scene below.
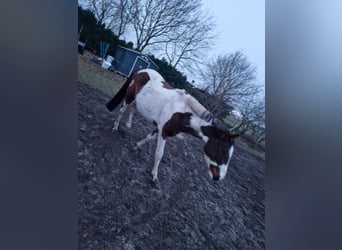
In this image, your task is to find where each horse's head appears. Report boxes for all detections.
[200,119,239,181]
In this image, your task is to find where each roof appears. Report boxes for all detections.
[117,46,143,55]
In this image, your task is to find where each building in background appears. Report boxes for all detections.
[112,46,159,77]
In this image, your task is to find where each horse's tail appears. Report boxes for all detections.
[106,72,135,111]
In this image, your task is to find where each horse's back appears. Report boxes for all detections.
[134,70,188,125]
[139,69,164,84]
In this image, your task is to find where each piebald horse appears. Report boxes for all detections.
[106,69,239,181]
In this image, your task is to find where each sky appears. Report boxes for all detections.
[201,0,265,85]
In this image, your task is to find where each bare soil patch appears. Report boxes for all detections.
[78,81,265,249]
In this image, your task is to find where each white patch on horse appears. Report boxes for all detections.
[136,130,157,148]
[219,145,234,180]
[125,107,135,129]
[189,116,210,143]
[219,145,234,179]
[113,102,128,131]
[228,145,234,159]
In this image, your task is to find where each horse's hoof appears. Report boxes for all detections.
[149,178,159,188]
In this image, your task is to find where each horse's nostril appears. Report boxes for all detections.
[213,175,220,181]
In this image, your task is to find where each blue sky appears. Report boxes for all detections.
[202,0,265,84]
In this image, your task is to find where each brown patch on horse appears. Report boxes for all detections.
[201,126,234,165]
[162,112,200,139]
[161,80,174,89]
[125,72,150,104]
[210,165,220,180]
[106,71,140,111]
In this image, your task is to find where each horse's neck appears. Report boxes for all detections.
[187,113,211,143]
[186,95,208,119]
[184,95,213,138]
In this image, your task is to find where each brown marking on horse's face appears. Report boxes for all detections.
[210,165,220,181]
[201,126,238,162]
[162,112,199,139]
[161,80,174,89]
[125,71,150,104]
[201,125,239,180]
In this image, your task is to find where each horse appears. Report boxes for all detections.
[106,69,239,182]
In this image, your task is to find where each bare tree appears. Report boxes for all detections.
[81,0,216,69]
[85,0,116,27]
[110,0,130,37]
[200,51,260,118]
[164,11,216,71]
[230,95,265,150]
[84,0,130,37]
[231,95,265,136]
[126,0,206,52]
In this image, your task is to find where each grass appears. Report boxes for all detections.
[78,54,125,94]
[223,116,237,128]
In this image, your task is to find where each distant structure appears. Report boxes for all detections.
[78,41,86,55]
[231,110,243,120]
[112,46,159,77]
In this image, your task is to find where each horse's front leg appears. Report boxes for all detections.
[152,133,166,181]
[135,129,158,149]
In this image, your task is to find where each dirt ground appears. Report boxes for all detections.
[78,81,265,249]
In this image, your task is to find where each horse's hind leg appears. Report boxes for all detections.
[113,101,128,131]
[135,129,158,149]
[125,106,135,129]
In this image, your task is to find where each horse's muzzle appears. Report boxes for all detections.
[210,165,220,181]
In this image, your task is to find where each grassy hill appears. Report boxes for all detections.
[78,54,125,94]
